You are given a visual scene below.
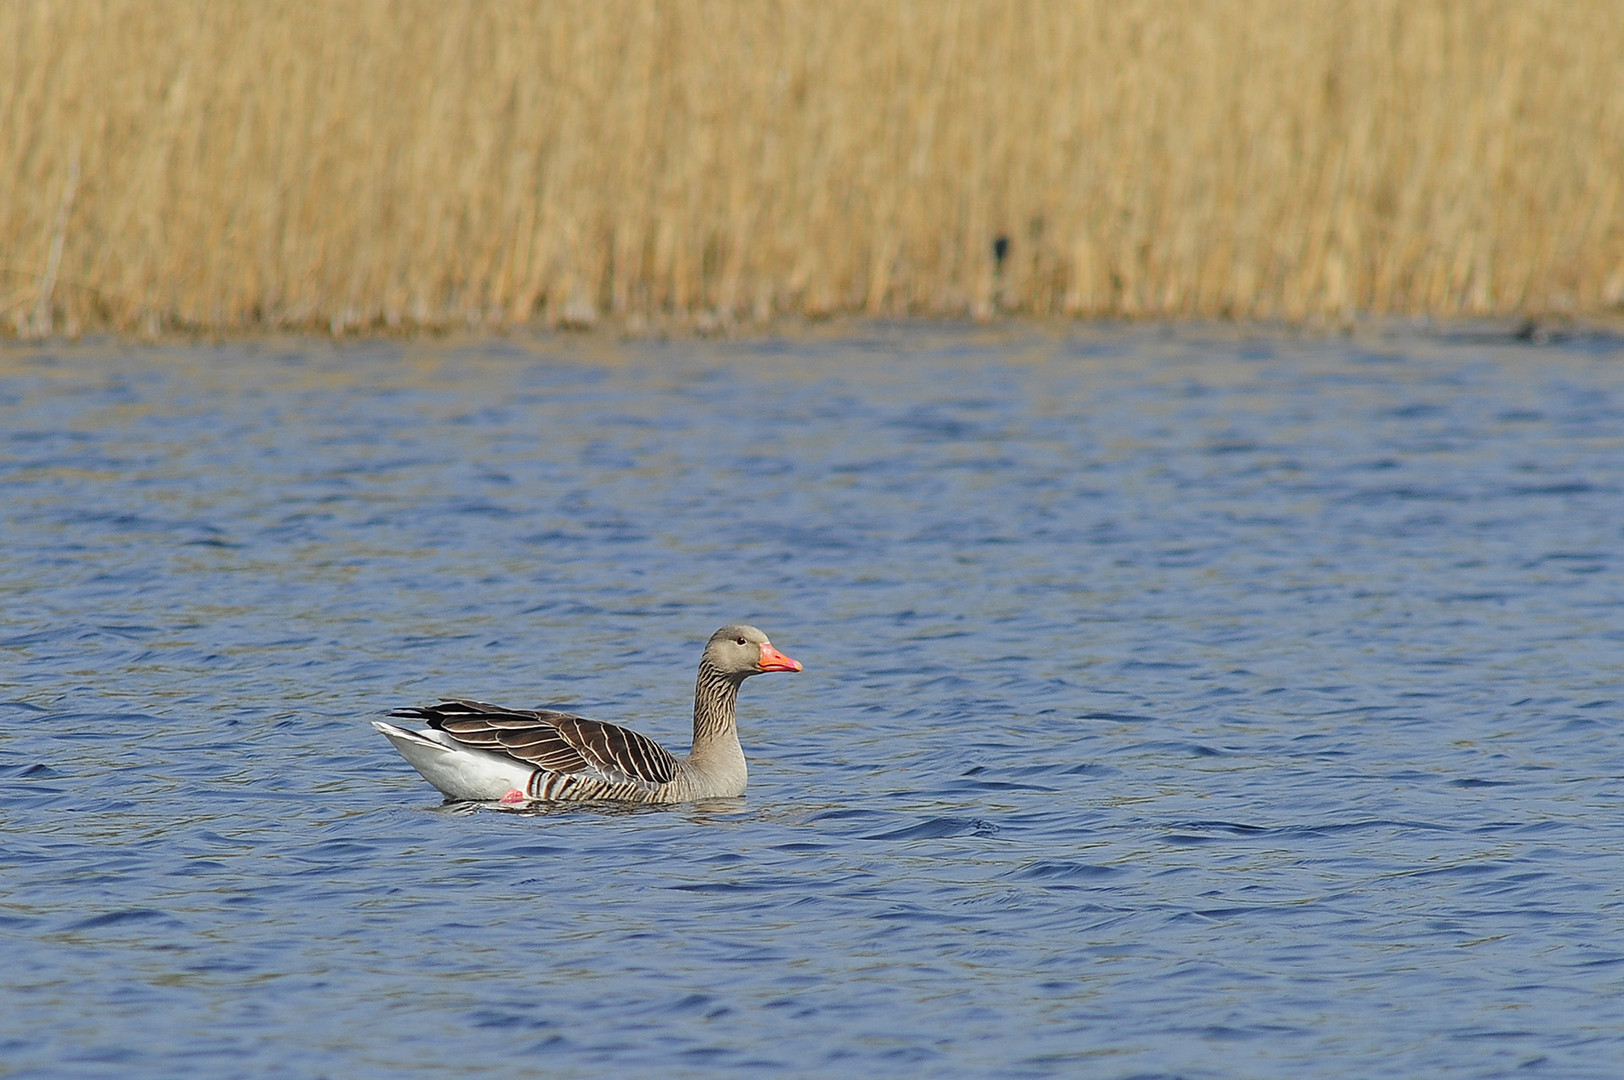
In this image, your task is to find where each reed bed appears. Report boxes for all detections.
[3,0,1622,336]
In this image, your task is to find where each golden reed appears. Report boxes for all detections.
[3,0,1621,336]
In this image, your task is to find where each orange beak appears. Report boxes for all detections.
[757,642,803,673]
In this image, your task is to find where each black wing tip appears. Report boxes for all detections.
[386,699,500,718]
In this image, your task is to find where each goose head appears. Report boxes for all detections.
[705,624,802,679]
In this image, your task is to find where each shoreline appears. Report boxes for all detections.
[6,312,1621,358]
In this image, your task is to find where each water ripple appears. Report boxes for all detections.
[3,327,1624,1078]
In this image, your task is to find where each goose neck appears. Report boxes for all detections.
[691,660,742,748]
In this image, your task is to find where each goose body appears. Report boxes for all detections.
[373,624,801,804]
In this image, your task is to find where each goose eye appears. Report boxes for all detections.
[736,636,747,645]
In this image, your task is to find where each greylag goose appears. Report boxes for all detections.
[373,624,801,803]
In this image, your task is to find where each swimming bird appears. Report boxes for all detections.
[373,624,802,803]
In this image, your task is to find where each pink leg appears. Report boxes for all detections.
[500,788,527,804]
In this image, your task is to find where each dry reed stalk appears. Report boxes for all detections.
[2,0,1621,336]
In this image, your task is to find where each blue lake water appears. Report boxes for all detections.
[2,324,1623,1078]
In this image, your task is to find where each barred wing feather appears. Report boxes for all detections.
[388,699,679,786]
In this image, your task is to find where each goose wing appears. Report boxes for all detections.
[388,699,680,787]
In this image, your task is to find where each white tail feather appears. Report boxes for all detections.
[372,720,535,801]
